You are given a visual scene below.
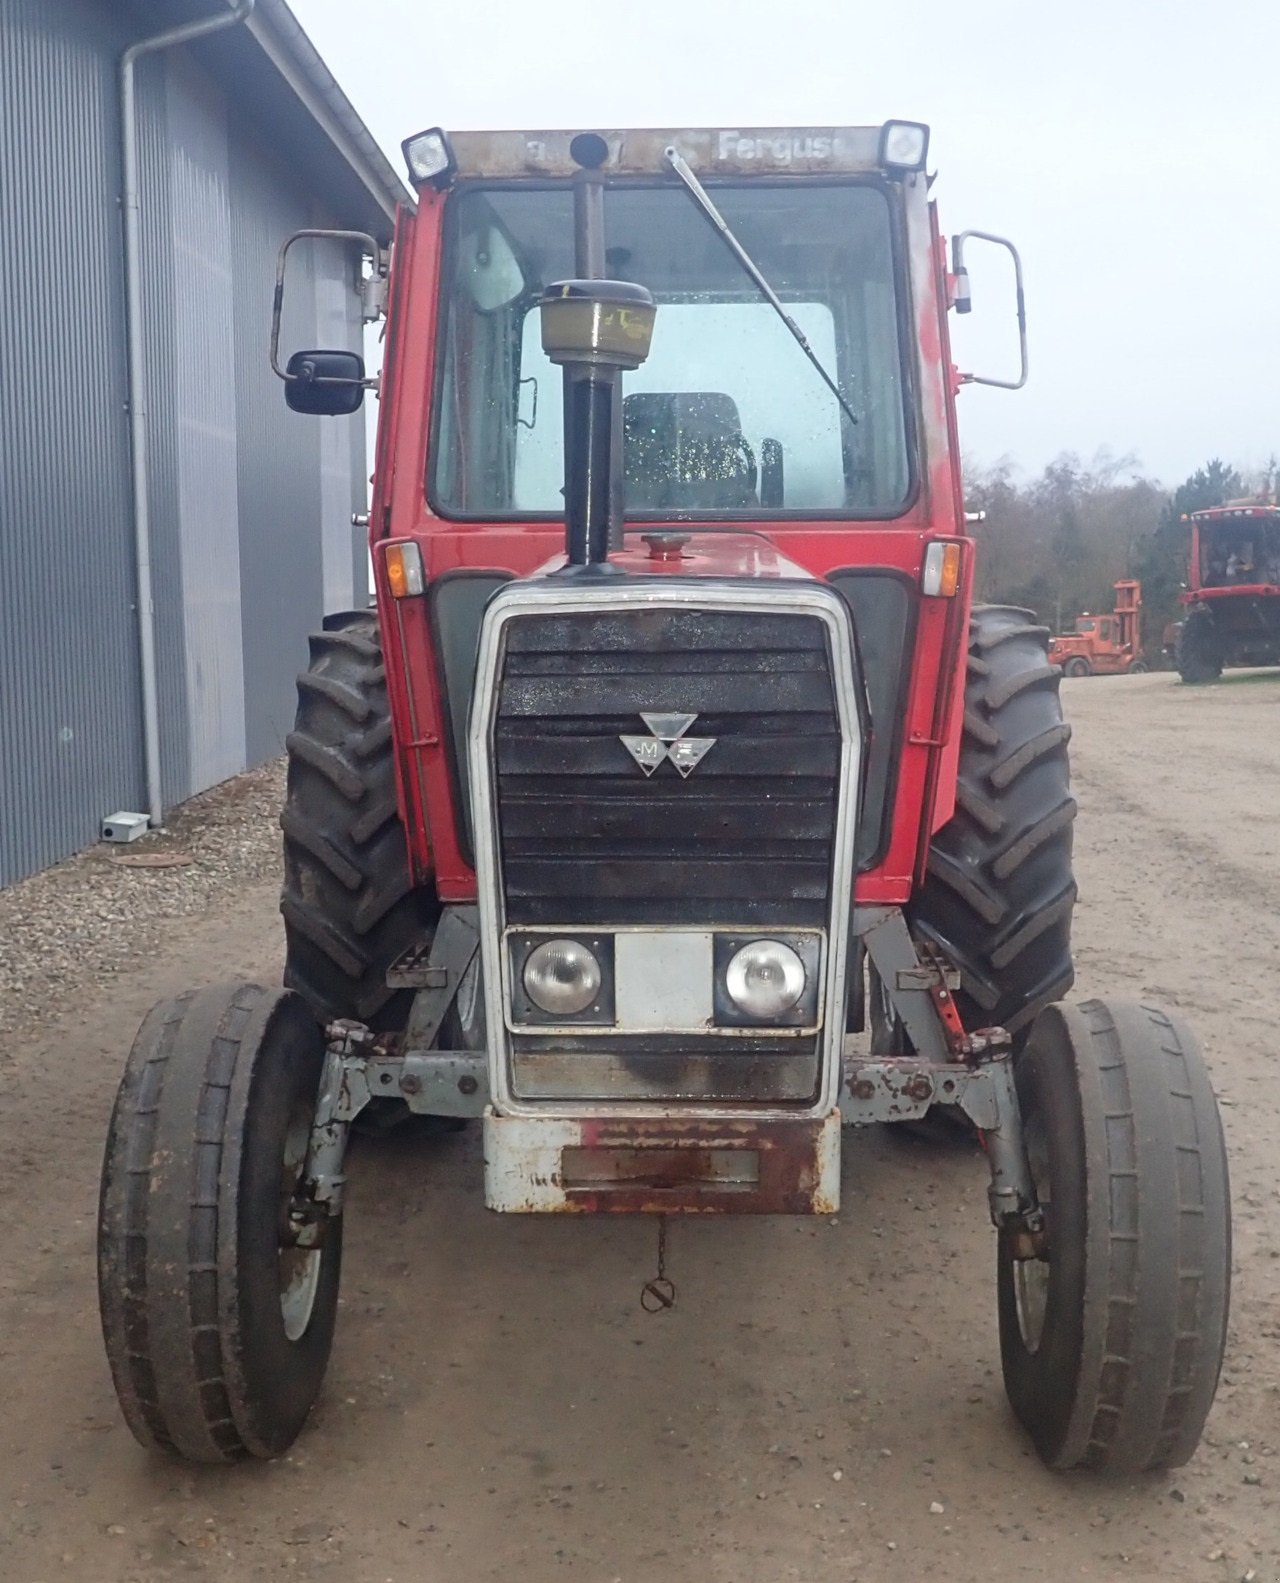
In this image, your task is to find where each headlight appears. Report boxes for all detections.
[522,939,602,1016]
[724,940,807,1020]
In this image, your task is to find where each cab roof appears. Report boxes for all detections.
[447,127,892,180]
[1189,504,1280,522]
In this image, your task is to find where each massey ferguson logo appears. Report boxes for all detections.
[620,712,717,779]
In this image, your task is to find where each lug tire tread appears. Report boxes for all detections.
[909,605,1077,1040]
[1177,605,1223,684]
[281,611,437,1028]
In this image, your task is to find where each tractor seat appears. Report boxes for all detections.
[624,392,758,511]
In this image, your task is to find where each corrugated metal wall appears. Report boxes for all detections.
[0,0,369,888]
[0,0,142,883]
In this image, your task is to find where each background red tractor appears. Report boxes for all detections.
[1178,501,1280,681]
[1049,579,1147,677]
[97,123,1230,1476]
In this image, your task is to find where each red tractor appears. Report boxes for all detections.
[1048,580,1147,677]
[97,124,1230,1474]
[1178,501,1280,681]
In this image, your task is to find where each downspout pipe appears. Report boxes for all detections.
[120,0,255,827]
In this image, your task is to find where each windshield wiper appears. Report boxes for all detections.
[663,145,859,430]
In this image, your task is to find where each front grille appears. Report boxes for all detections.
[493,607,841,927]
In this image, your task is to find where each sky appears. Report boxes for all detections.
[292,0,1280,489]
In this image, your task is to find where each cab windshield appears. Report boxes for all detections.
[431,181,913,520]
[1199,519,1280,586]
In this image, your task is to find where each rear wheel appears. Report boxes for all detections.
[1177,606,1223,684]
[1127,658,1149,674]
[999,998,1230,1473]
[908,605,1076,1049]
[281,612,437,1030]
[98,984,342,1462]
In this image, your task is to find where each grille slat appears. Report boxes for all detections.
[499,669,833,718]
[499,735,839,778]
[504,610,830,654]
[506,647,830,678]
[504,858,833,901]
[494,607,841,927]
[501,795,835,842]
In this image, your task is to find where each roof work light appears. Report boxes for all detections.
[401,127,457,189]
[878,120,930,172]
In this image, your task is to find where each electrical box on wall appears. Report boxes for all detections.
[101,811,149,843]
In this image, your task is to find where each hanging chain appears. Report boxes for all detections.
[640,1214,676,1312]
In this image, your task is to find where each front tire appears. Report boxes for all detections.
[1063,656,1091,678]
[999,999,1230,1473]
[1177,606,1223,684]
[98,984,342,1463]
[909,606,1077,1048]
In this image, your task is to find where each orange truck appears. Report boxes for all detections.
[1048,579,1147,676]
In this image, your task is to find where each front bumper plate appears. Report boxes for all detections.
[484,1110,840,1214]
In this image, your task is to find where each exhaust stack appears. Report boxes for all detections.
[539,278,655,566]
[540,134,655,567]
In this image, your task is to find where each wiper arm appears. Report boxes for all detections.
[663,145,858,430]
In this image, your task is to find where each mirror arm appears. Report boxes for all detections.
[951,229,1028,391]
[288,356,379,394]
[271,227,386,383]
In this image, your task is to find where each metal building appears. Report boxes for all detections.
[0,0,408,887]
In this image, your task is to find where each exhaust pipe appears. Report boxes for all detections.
[540,279,655,567]
[539,135,655,569]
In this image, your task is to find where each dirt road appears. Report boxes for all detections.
[2,672,1278,1582]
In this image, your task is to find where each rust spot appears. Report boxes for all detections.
[565,1116,832,1215]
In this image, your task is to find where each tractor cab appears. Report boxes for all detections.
[432,141,910,521]
[1191,505,1280,589]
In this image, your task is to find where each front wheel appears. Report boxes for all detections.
[998,998,1230,1473]
[1062,656,1091,678]
[1177,607,1223,684]
[98,984,342,1462]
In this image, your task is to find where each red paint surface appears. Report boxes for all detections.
[366,181,974,908]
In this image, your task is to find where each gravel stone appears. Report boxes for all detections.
[0,760,286,1042]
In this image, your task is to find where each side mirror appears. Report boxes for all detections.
[951,230,1028,391]
[284,350,365,415]
[270,227,386,414]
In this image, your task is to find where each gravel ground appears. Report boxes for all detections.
[0,760,286,1040]
[0,675,1278,1582]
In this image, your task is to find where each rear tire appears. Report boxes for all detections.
[1177,606,1223,684]
[1127,659,1149,674]
[281,612,437,1030]
[908,606,1076,1048]
[998,999,1230,1473]
[98,984,342,1463]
